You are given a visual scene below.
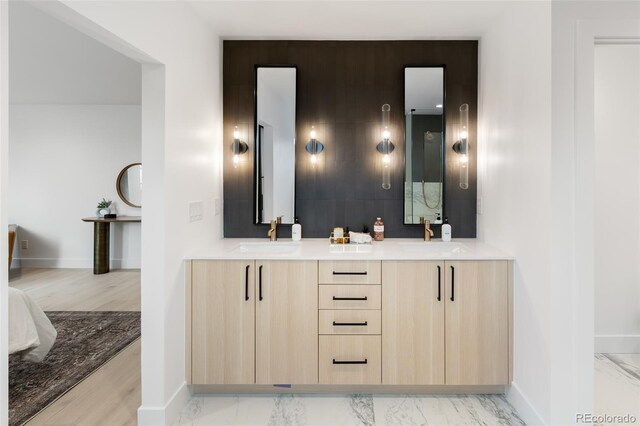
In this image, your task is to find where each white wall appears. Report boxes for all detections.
[477,2,552,424]
[8,105,141,269]
[9,1,140,105]
[594,45,640,353]
[7,1,142,270]
[36,2,224,424]
[552,3,640,423]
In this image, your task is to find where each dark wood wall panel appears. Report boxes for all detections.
[223,41,477,238]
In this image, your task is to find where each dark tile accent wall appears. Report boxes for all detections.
[223,41,477,238]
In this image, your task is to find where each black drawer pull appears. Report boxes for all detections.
[333,359,368,365]
[450,265,455,302]
[333,321,368,326]
[245,265,250,301]
[259,265,263,301]
[333,296,368,301]
[437,265,441,302]
[333,271,368,276]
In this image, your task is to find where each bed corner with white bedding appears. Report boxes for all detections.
[9,287,57,362]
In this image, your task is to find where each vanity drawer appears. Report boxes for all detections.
[319,310,381,335]
[319,335,381,384]
[318,261,381,285]
[319,285,381,310]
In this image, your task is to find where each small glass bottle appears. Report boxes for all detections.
[373,217,385,241]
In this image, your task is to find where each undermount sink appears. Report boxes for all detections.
[231,242,300,254]
[398,241,469,255]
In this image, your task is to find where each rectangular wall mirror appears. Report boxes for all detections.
[404,66,445,225]
[254,66,297,224]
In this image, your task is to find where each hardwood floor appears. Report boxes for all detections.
[26,340,141,426]
[10,268,140,311]
[10,268,141,426]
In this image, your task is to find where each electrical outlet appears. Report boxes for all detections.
[20,240,28,250]
[189,201,203,223]
[477,197,483,215]
[214,198,221,216]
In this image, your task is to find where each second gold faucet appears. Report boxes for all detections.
[422,218,434,241]
[267,216,283,241]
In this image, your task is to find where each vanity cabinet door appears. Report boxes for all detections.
[444,260,509,385]
[382,261,445,385]
[190,260,255,385]
[255,260,318,384]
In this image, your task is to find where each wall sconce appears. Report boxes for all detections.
[452,104,469,189]
[376,104,394,190]
[305,126,324,166]
[232,126,248,168]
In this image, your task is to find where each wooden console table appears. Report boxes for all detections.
[82,216,141,274]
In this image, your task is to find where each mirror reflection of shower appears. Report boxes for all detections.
[403,67,445,225]
[422,129,442,211]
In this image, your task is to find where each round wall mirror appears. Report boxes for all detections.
[116,163,142,208]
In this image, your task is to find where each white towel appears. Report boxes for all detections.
[349,231,372,244]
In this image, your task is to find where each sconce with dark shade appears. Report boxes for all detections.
[305,126,324,166]
[452,104,469,189]
[232,126,248,168]
[376,104,395,190]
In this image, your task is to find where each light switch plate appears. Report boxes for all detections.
[477,197,483,215]
[189,201,203,222]
[214,198,221,216]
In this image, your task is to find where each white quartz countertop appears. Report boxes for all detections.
[186,238,513,261]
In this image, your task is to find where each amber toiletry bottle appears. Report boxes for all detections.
[373,217,384,241]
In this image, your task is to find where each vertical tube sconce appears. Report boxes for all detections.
[452,104,469,189]
[305,126,324,166]
[376,104,394,190]
[232,126,248,169]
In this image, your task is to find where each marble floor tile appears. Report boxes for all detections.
[373,394,524,426]
[174,394,524,426]
[594,353,640,426]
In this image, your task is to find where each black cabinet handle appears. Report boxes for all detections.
[437,265,442,301]
[332,321,368,326]
[450,265,455,302]
[245,265,250,301]
[259,265,263,301]
[333,359,368,365]
[333,296,368,301]
[333,271,367,276]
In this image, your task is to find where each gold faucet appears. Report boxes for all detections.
[267,216,283,241]
[421,218,434,241]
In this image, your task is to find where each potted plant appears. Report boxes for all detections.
[97,198,112,217]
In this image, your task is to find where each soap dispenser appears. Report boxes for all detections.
[292,217,302,242]
[441,217,452,242]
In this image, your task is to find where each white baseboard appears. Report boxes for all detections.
[138,382,191,426]
[507,382,546,425]
[15,257,141,269]
[595,334,640,353]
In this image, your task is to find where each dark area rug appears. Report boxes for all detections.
[9,311,141,426]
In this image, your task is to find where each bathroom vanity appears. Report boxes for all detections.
[185,239,512,393]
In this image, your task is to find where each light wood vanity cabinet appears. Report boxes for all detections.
[188,257,511,389]
[444,260,509,385]
[191,260,255,385]
[382,260,445,385]
[382,260,511,386]
[188,260,318,385]
[255,260,318,384]
[318,260,382,385]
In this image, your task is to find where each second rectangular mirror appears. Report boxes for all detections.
[404,66,445,225]
[254,66,297,224]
